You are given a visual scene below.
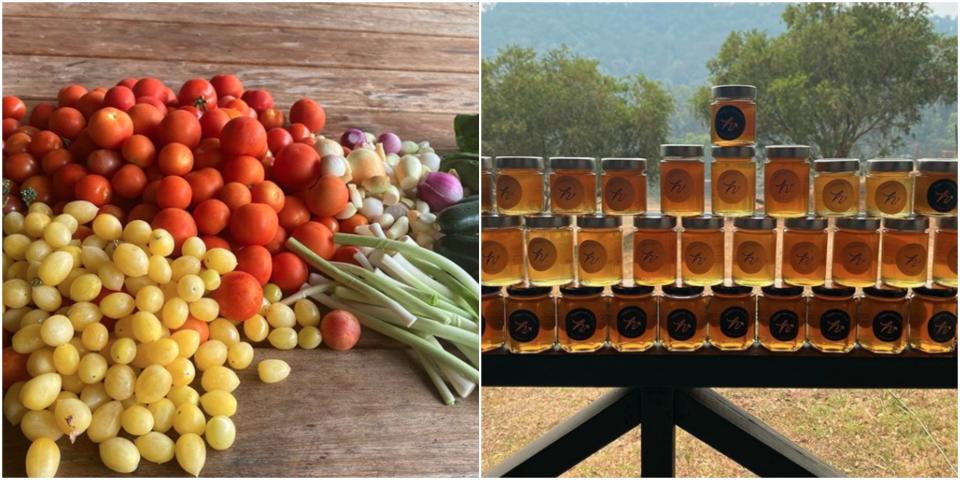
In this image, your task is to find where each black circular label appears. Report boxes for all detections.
[666,309,697,341]
[616,306,647,339]
[928,311,957,343]
[769,310,800,341]
[564,308,597,341]
[819,309,851,341]
[715,105,746,140]
[508,309,540,343]
[927,178,957,213]
[719,307,750,338]
[871,311,903,342]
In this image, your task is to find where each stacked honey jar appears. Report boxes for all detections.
[480,84,959,356]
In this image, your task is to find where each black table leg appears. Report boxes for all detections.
[639,388,676,477]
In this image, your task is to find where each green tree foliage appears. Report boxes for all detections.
[692,3,957,157]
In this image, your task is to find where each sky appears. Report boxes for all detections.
[482,2,959,17]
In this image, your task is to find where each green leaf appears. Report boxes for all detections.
[453,114,479,154]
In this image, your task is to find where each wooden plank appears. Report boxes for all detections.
[2,348,479,477]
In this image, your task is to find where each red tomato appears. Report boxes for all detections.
[338,214,369,234]
[57,84,88,107]
[193,138,223,169]
[48,107,86,139]
[28,103,56,129]
[212,271,263,322]
[129,203,159,223]
[3,347,30,389]
[156,176,192,209]
[258,108,285,130]
[271,143,320,190]
[116,78,138,89]
[305,174,349,217]
[219,182,251,210]
[313,215,339,233]
[277,196,311,230]
[41,149,72,175]
[224,98,253,118]
[250,181,285,212]
[52,163,87,200]
[332,246,363,265]
[200,108,231,139]
[271,251,308,291]
[267,127,293,156]
[106,164,141,200]
[104,85,136,111]
[68,131,98,162]
[210,74,244,99]
[86,107,134,149]
[99,204,125,223]
[157,142,194,176]
[193,198,231,235]
[75,90,106,119]
[133,77,167,99]
[5,132,31,154]
[236,245,273,285]
[177,317,210,343]
[3,96,26,120]
[21,176,52,205]
[4,152,38,182]
[289,98,326,133]
[288,123,313,144]
[28,130,63,159]
[2,118,18,140]
[87,149,122,177]
[135,96,168,115]
[178,78,218,111]
[264,224,287,254]
[74,174,112,206]
[128,103,164,138]
[241,89,274,113]
[291,221,335,260]
[202,235,231,250]
[152,207,198,250]
[185,167,223,204]
[220,155,265,186]
[121,134,157,168]
[230,202,279,246]
[157,109,201,148]
[220,117,267,158]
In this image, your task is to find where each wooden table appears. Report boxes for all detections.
[2,3,478,477]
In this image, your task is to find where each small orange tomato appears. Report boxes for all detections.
[220,155,265,186]
[251,180,285,212]
[156,175,192,210]
[121,134,157,168]
[220,182,252,211]
[258,108,285,130]
[157,142,194,176]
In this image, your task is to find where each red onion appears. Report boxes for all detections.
[417,171,463,211]
[340,128,366,149]
[377,132,402,155]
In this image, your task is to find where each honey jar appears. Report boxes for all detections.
[557,285,607,352]
[505,285,556,354]
[481,286,505,352]
[660,284,708,351]
[601,158,647,215]
[609,284,658,352]
[758,286,806,352]
[865,159,914,218]
[680,215,724,286]
[550,157,597,214]
[495,156,544,215]
[764,145,811,218]
[880,217,929,288]
[525,215,574,286]
[813,159,861,217]
[914,159,958,217]
[709,284,756,351]
[782,217,828,286]
[909,286,957,354]
[857,286,908,354]
[832,216,880,287]
[808,286,857,353]
[710,84,757,146]
[481,156,494,213]
[481,215,524,286]
[577,215,623,287]
[660,144,705,217]
[711,146,756,217]
[633,215,678,286]
[732,216,776,287]
[933,216,957,288]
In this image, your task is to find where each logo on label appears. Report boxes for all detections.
[635,239,667,272]
[736,240,766,274]
[684,241,715,274]
[714,105,746,140]
[666,309,697,341]
[604,177,636,211]
[508,309,540,343]
[717,170,749,204]
[719,307,750,338]
[788,242,819,274]
[895,243,927,277]
[578,240,608,274]
[822,179,855,212]
[481,241,509,275]
[841,241,873,275]
[820,309,851,341]
[769,310,800,341]
[616,306,647,339]
[927,178,957,213]
[565,308,597,341]
[928,311,957,343]
[664,168,694,203]
[875,181,907,214]
[496,175,523,209]
[553,175,584,209]
[769,169,801,204]
[872,311,903,342]
[527,238,558,272]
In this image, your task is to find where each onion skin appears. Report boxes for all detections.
[417,171,463,212]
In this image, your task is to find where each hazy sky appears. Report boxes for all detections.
[482,2,959,18]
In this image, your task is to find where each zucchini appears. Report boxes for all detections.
[434,234,479,279]
[440,156,479,193]
[437,199,479,234]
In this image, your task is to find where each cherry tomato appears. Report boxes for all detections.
[86,107,133,149]
[251,180,285,212]
[128,203,159,223]
[28,130,62,158]
[224,98,253,118]
[212,272,263,322]
[192,198,230,236]
[272,143,320,190]
[4,152,38,182]
[288,123,313,144]
[121,134,157,168]
[220,155,265,186]
[236,245,273,285]
[99,204,126,223]
[332,246,364,266]
[28,103,56,129]
[133,77,167,100]
[41,148,73,175]
[142,180,160,204]
[3,347,30,389]
[219,182,252,210]
[75,90,106,119]
[291,221,335,260]
[176,317,210,343]
[185,167,224,204]
[338,214,369,234]
[220,117,267,158]
[241,89,274,113]
[157,109,201,148]
[156,176,192,209]
[230,202,279,246]
[289,98,326,133]
[21,175,53,205]
[111,164,148,199]
[135,96,168,115]
[267,127,293,156]
[74,174,112,206]
[52,163,87,200]
[48,107,86,139]
[313,215,339,234]
[178,78,218,111]
[210,74,244,99]
[152,207,198,250]
[104,85,136,111]
[258,108,285,130]
[200,108,232,139]
[271,251,308,291]
[277,196,311,230]
[3,96,26,120]
[157,142,194,176]
[4,132,31,154]
[87,149,122,177]
[68,131,98,163]
[128,103,164,138]
[57,84,88,108]
[202,235,231,251]
[264,224,287,254]
[305,174,349,217]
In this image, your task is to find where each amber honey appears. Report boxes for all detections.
[660,144,705,217]
[764,145,811,218]
[505,286,556,353]
[601,158,647,215]
[481,286,505,351]
[808,286,856,353]
[557,285,607,352]
[681,216,724,286]
[710,85,757,146]
[880,217,929,288]
[711,146,756,217]
[933,216,957,287]
[857,287,908,354]
[633,215,678,286]
[525,215,574,286]
[832,217,880,287]
[481,215,524,286]
[481,156,494,213]
[495,156,544,215]
[660,285,708,351]
[782,217,828,286]
[577,215,623,287]
[865,159,914,218]
[914,159,958,217]
[709,285,756,351]
[814,159,861,217]
[732,216,776,287]
[550,157,597,214]
[758,286,806,351]
[909,287,957,354]
[609,285,658,351]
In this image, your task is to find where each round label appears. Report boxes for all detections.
[819,309,851,341]
[497,175,523,209]
[719,307,750,338]
[927,178,958,213]
[736,240,766,274]
[666,309,697,341]
[684,241,715,275]
[928,311,957,343]
[565,308,597,341]
[822,179,855,212]
[616,306,647,339]
[508,309,540,343]
[578,240,608,274]
[635,239,667,273]
[604,177,636,211]
[664,168,694,203]
[716,170,749,204]
[769,169,801,204]
[872,311,903,342]
[769,310,800,341]
[840,241,873,275]
[895,243,926,276]
[553,175,584,210]
[481,241,509,275]
[714,105,746,141]
[527,238,558,272]
[874,181,907,214]
[788,241,820,274]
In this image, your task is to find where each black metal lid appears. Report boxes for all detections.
[506,285,552,297]
[496,156,543,169]
[481,285,501,296]
[482,214,522,228]
[711,84,757,100]
[913,286,958,298]
[761,285,804,297]
[917,158,958,173]
[601,158,646,171]
[713,284,753,296]
[634,215,677,229]
[660,144,704,158]
[611,284,655,295]
[836,216,880,231]
[812,285,856,298]
[863,286,908,299]
[663,284,705,296]
[711,146,756,158]
[867,158,914,172]
[550,157,596,170]
[734,215,776,230]
[785,216,828,230]
[939,216,957,230]
[525,214,571,229]
[765,145,811,159]
[814,159,860,173]
[578,214,621,229]
[559,285,604,296]
[683,215,724,230]
[885,217,928,232]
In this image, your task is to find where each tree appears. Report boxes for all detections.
[692,3,957,157]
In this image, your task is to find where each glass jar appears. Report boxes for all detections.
[832,216,881,287]
[481,286,505,352]
[933,216,957,288]
[608,284,658,352]
[914,159,958,217]
[495,156,544,215]
[633,215,678,287]
[711,145,756,217]
[525,215,574,286]
[481,215,524,286]
[601,158,647,215]
[577,215,623,287]
[880,217,929,288]
[909,287,957,354]
[557,285,607,352]
[709,284,756,351]
[680,215,724,286]
[758,286,806,352]
[549,157,597,214]
[732,216,776,287]
[813,159,861,217]
[481,156,494,213]
[710,84,757,147]
[660,144,705,217]
[808,286,857,353]
[782,217,828,286]
[857,286,908,354]
[660,284,708,351]
[505,285,556,354]
[865,159,914,218]
[764,145,811,218]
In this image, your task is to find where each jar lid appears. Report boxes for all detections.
[496,156,543,169]
[506,285,552,297]
[482,214,521,228]
[634,214,677,229]
[660,144,704,158]
[913,286,958,298]
[885,217,928,232]
[836,216,880,231]
[711,146,756,158]
[711,84,757,100]
[578,214,621,229]
[559,284,604,296]
[713,284,752,295]
[601,157,646,171]
[785,216,827,230]
[525,214,571,228]
[863,286,907,299]
[761,285,804,297]
[765,145,811,159]
[481,156,493,171]
[550,157,596,170]
[812,285,856,298]
[734,215,776,230]
[939,216,957,230]
[814,159,860,173]
[612,284,655,295]
[917,158,958,173]
[662,284,705,296]
[481,285,501,295]
[682,215,724,230]
[867,158,914,172]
